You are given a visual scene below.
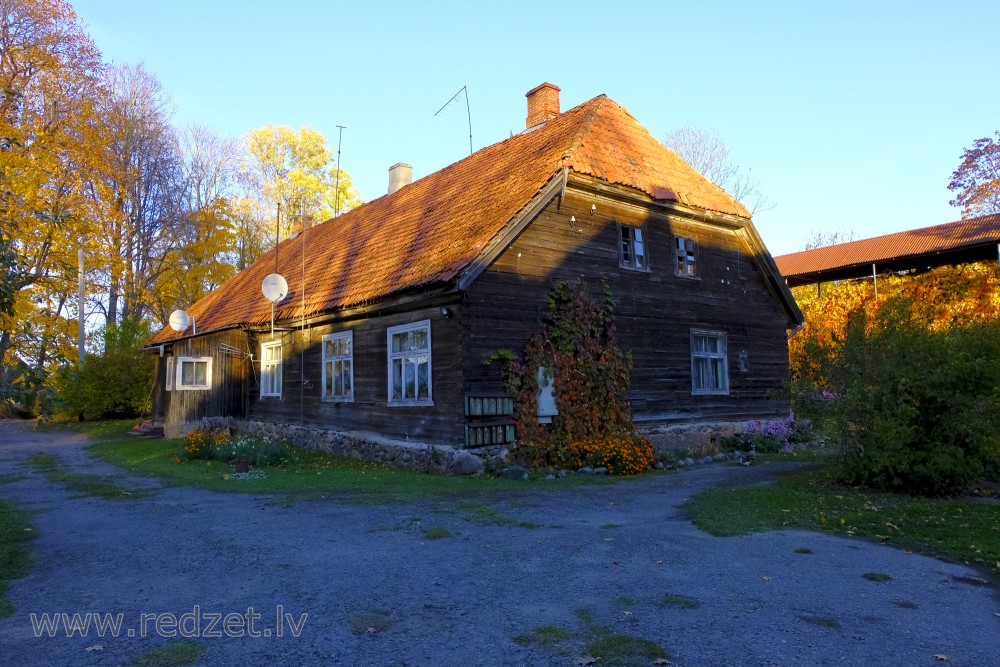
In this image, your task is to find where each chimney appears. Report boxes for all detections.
[388,162,412,194]
[292,213,313,235]
[525,82,560,128]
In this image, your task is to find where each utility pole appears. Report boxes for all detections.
[78,246,85,366]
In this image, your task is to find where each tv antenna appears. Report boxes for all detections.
[334,125,345,217]
[434,85,473,155]
[262,273,288,337]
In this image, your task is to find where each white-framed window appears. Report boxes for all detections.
[387,320,432,405]
[176,357,212,391]
[165,357,174,391]
[322,331,354,401]
[618,223,649,270]
[675,237,698,278]
[691,330,728,395]
[260,341,282,398]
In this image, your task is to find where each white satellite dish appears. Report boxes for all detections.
[168,309,190,332]
[262,273,288,303]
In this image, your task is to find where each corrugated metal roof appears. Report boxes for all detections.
[774,214,1000,278]
[150,94,750,344]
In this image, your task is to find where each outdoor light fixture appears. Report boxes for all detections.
[590,204,596,214]
[440,306,452,318]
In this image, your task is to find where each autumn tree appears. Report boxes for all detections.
[0,0,103,408]
[663,125,774,215]
[948,131,1000,219]
[239,124,360,250]
[86,62,182,327]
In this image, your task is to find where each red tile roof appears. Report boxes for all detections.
[774,214,1000,280]
[151,94,749,343]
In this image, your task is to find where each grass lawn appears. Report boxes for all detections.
[49,421,618,503]
[684,466,1000,577]
[0,499,34,618]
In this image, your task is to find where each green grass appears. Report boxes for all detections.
[585,634,670,665]
[512,624,572,647]
[611,596,636,609]
[798,613,841,629]
[684,466,1000,575]
[422,526,451,540]
[84,429,613,503]
[349,609,394,635]
[862,572,893,582]
[659,593,698,609]
[24,453,149,499]
[459,501,541,528]
[0,500,35,618]
[129,640,205,666]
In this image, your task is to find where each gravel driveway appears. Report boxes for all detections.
[0,420,997,667]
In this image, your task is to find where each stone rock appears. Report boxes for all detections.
[684,457,695,466]
[502,465,530,480]
[449,451,484,476]
[579,466,594,474]
[558,469,567,478]
[702,456,713,464]
[593,467,609,475]
[654,461,665,471]
[545,474,556,480]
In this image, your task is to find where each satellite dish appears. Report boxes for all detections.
[262,273,288,303]
[168,309,190,332]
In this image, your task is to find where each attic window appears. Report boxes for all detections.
[675,237,698,278]
[618,223,648,271]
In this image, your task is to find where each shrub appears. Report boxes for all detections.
[569,433,653,475]
[831,299,1000,496]
[55,318,153,419]
[724,415,802,453]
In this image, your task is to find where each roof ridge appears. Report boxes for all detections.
[559,95,609,167]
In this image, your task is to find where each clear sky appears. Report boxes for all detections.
[70,0,999,257]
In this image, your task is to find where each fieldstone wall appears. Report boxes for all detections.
[236,420,505,476]
[641,420,758,453]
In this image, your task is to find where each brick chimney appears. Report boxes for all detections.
[388,162,412,194]
[525,82,560,128]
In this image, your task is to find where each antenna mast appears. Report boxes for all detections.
[434,85,473,155]
[334,125,345,217]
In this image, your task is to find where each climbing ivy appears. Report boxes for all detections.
[491,279,637,467]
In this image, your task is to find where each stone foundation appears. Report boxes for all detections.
[235,420,504,475]
[641,420,758,453]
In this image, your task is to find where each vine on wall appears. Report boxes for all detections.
[490,279,641,468]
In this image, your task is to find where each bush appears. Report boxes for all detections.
[831,300,1000,496]
[569,433,653,475]
[180,430,290,468]
[723,416,806,453]
[182,428,227,460]
[55,318,153,419]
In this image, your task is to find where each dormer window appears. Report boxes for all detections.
[618,223,648,271]
[675,237,698,278]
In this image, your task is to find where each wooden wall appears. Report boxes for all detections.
[246,303,465,445]
[462,182,794,424]
[160,329,249,429]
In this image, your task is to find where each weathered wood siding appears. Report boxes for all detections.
[161,329,249,429]
[462,183,794,424]
[247,303,465,445]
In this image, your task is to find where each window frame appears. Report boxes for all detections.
[260,341,283,398]
[322,331,354,402]
[175,356,212,391]
[165,357,174,392]
[675,236,699,279]
[690,329,729,395]
[617,222,650,272]
[386,319,433,406]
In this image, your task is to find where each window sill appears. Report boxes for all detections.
[619,264,651,273]
[321,397,354,404]
[259,394,282,399]
[388,400,435,407]
[675,274,701,282]
[691,389,729,396]
[176,386,210,391]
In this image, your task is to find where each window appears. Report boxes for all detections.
[176,357,211,390]
[675,237,698,278]
[387,320,432,405]
[691,330,728,395]
[618,223,648,270]
[260,341,282,398]
[322,331,353,401]
[165,357,174,391]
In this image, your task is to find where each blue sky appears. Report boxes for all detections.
[71,0,999,256]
